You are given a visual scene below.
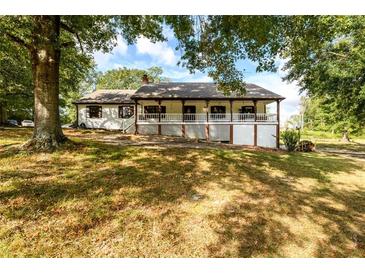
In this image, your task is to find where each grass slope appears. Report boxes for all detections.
[0,128,364,257]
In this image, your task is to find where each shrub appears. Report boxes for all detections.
[281,129,300,151]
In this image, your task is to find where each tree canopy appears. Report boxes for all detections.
[96,66,167,90]
[281,16,365,138]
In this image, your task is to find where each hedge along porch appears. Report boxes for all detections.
[131,82,284,149]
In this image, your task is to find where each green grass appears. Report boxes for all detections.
[300,129,365,153]
[0,128,364,257]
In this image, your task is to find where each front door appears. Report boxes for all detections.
[183,106,196,121]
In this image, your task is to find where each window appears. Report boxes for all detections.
[210,106,226,114]
[183,106,196,121]
[144,106,166,113]
[183,106,196,113]
[87,106,102,118]
[118,106,134,118]
[240,106,254,113]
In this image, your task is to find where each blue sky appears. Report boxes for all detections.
[93,28,302,123]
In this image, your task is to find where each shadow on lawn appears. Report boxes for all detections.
[0,140,364,257]
[208,150,365,257]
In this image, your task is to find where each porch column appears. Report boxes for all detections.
[254,100,257,146]
[205,100,209,141]
[134,100,138,135]
[229,99,233,144]
[75,104,79,127]
[181,100,185,137]
[158,99,161,135]
[276,99,280,149]
[253,100,257,121]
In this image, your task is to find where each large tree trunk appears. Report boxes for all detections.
[0,104,7,125]
[25,16,66,150]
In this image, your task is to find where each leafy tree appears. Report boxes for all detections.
[281,16,365,141]
[0,15,166,149]
[0,29,96,125]
[96,66,168,90]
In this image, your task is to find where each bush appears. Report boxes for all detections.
[281,129,300,151]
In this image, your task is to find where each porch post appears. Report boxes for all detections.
[134,100,138,135]
[276,99,280,149]
[75,104,79,127]
[158,99,161,135]
[253,100,257,121]
[205,100,209,141]
[229,99,233,144]
[254,100,257,146]
[181,99,185,137]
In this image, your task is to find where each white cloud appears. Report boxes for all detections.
[113,35,128,56]
[93,35,128,71]
[136,37,178,66]
[163,27,175,40]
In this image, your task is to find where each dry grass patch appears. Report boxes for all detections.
[0,128,364,257]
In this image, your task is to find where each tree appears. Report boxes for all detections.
[0,15,166,149]
[281,16,365,141]
[0,27,96,125]
[167,16,285,93]
[96,66,168,90]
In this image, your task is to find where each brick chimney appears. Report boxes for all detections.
[142,74,149,85]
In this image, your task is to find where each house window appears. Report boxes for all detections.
[144,106,166,113]
[210,106,226,119]
[118,106,134,118]
[210,106,226,114]
[183,106,196,113]
[87,106,102,118]
[241,106,254,113]
[183,106,196,121]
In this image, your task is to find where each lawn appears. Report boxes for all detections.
[0,128,364,257]
[301,130,365,153]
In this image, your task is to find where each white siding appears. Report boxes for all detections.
[138,124,158,135]
[257,124,277,148]
[161,125,182,136]
[185,124,206,139]
[233,125,254,145]
[78,104,132,130]
[209,125,230,141]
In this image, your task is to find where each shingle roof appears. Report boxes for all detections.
[131,82,285,100]
[74,89,136,104]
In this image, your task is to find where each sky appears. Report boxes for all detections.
[93,28,303,123]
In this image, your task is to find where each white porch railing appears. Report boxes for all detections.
[137,113,277,123]
[122,115,135,132]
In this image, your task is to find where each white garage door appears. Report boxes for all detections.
[233,125,254,145]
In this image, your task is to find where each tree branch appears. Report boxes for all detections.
[60,41,75,48]
[60,21,84,53]
[328,51,347,58]
[4,32,33,51]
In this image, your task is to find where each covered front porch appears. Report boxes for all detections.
[133,98,281,148]
[134,99,280,124]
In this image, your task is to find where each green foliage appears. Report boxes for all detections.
[96,66,168,90]
[281,129,300,151]
[282,16,365,136]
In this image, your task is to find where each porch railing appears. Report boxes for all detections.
[138,113,277,123]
